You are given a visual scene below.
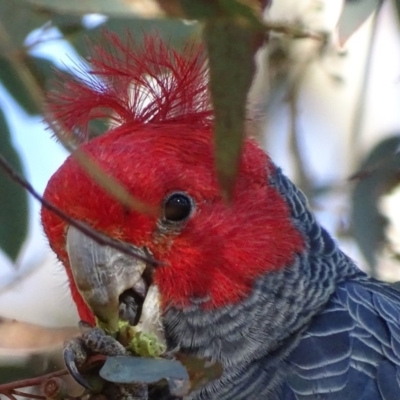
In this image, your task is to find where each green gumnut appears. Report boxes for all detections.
[128,331,166,358]
[95,317,119,336]
[96,318,166,358]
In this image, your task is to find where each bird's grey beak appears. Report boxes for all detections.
[66,226,148,333]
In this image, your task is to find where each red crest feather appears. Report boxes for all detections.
[46,32,212,143]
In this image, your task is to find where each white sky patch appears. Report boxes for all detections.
[26,26,81,71]
[82,14,108,29]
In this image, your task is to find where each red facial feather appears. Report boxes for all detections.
[42,33,304,322]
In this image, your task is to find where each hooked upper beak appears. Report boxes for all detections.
[66,226,149,333]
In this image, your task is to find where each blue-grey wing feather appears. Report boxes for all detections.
[284,281,400,400]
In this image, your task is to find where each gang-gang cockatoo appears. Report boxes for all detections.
[41,33,400,400]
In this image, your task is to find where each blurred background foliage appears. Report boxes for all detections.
[1,0,400,394]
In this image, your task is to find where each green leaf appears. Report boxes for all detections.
[203,19,263,200]
[0,0,53,114]
[0,106,28,261]
[392,281,400,292]
[178,0,220,18]
[67,17,199,58]
[176,353,223,393]
[0,0,49,47]
[177,0,262,19]
[0,0,84,46]
[395,0,400,24]
[338,0,382,45]
[0,1,83,115]
[162,0,266,25]
[100,354,222,396]
[0,56,41,115]
[100,356,189,384]
[25,55,59,90]
[100,356,190,395]
[25,0,163,17]
[350,135,400,275]
[0,353,58,384]
[0,54,62,115]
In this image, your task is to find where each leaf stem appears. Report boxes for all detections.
[12,390,46,399]
[0,369,67,393]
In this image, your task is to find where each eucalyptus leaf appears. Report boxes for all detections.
[0,351,60,384]
[176,353,223,393]
[25,0,163,18]
[0,1,76,115]
[163,0,267,24]
[0,107,28,261]
[204,19,263,200]
[350,135,400,275]
[337,0,382,45]
[392,281,400,292]
[177,0,220,18]
[100,356,189,395]
[0,56,41,115]
[25,55,60,91]
[100,356,188,384]
[0,363,40,384]
[395,0,400,24]
[0,54,61,115]
[67,17,199,58]
[0,0,49,47]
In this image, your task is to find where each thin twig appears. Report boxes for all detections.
[12,390,46,399]
[0,153,163,266]
[3,392,17,400]
[0,369,68,392]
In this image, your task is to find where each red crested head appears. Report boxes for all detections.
[46,31,212,143]
[42,32,304,323]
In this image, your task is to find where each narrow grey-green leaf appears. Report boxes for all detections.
[350,135,400,276]
[176,353,223,393]
[204,19,263,200]
[0,56,41,115]
[0,54,57,115]
[395,0,400,24]
[25,0,163,18]
[0,107,28,261]
[0,0,49,47]
[338,0,382,45]
[158,0,268,24]
[100,356,188,384]
[0,363,41,384]
[67,17,199,58]
[0,353,58,384]
[100,356,189,395]
[392,281,400,292]
[178,0,268,28]
[25,55,59,90]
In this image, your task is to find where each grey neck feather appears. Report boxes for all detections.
[163,168,366,399]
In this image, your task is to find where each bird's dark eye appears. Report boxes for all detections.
[163,192,193,222]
